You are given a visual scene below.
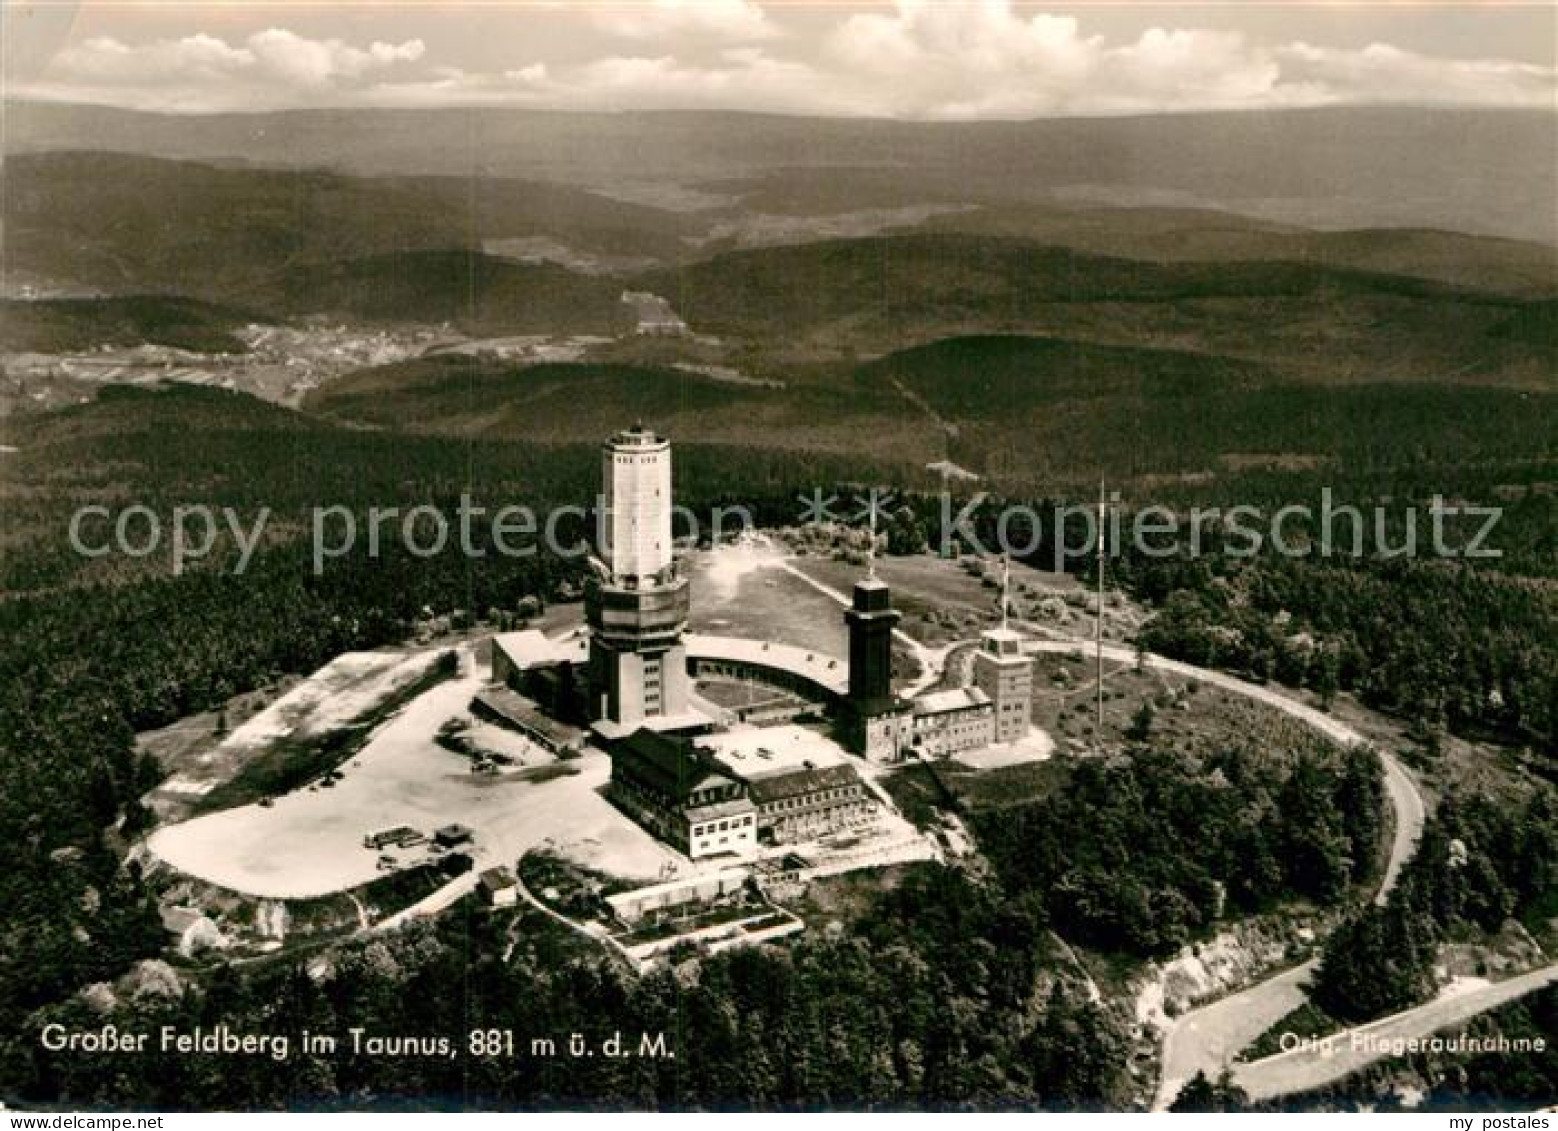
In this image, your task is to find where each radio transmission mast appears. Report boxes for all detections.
[1096,480,1106,752]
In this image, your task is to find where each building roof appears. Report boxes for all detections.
[479,866,518,892]
[698,723,851,776]
[604,866,750,916]
[849,693,911,721]
[592,708,712,743]
[472,688,582,744]
[685,797,758,822]
[608,422,668,449]
[913,687,991,716]
[493,630,848,698]
[745,762,864,806]
[615,728,740,803]
[490,629,586,671]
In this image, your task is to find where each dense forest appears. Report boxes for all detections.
[1134,557,1557,757]
[1311,788,1558,1023]
[974,742,1384,957]
[14,866,1136,1110]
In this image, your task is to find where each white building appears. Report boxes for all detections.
[479,866,519,908]
[908,687,995,757]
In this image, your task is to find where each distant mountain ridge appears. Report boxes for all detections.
[6,102,1555,244]
[639,232,1550,388]
[6,151,1553,317]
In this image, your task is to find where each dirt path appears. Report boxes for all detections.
[377,870,483,931]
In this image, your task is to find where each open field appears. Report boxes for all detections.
[686,541,850,656]
[144,649,444,819]
[785,551,1078,647]
[1031,648,1365,760]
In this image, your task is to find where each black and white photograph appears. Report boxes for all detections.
[1,0,1554,1118]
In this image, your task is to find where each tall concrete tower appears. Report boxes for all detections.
[971,556,1032,743]
[586,424,690,732]
[601,424,672,583]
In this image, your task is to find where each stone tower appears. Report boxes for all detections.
[846,574,898,707]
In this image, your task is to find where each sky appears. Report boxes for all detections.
[4,1,1555,118]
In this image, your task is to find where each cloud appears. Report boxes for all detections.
[825,3,1268,117]
[591,0,779,43]
[817,0,1555,118]
[17,4,1557,117]
[366,48,846,115]
[50,33,253,86]
[1279,40,1558,110]
[244,29,425,89]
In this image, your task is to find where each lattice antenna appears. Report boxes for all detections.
[867,500,878,579]
[1000,552,1011,631]
[1096,478,1106,751]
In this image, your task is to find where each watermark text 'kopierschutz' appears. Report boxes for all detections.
[64,487,1501,576]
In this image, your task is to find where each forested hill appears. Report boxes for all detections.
[10,104,1555,242]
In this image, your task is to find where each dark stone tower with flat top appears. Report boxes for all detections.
[843,572,909,760]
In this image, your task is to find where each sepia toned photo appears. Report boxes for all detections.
[1,0,1554,1118]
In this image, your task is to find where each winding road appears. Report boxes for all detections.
[1049,642,1543,1109]
[1022,642,1431,1110]
[1230,962,1558,1103]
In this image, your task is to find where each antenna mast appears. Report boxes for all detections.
[867,499,878,579]
[1000,552,1011,631]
